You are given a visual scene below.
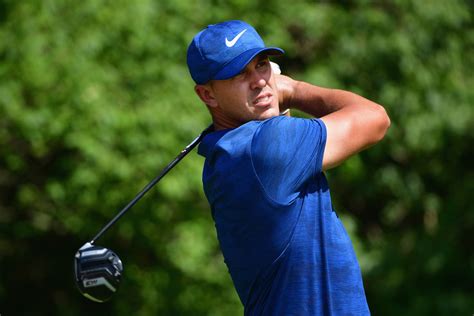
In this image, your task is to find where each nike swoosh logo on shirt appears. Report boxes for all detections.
[225,29,247,47]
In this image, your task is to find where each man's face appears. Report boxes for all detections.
[204,54,280,128]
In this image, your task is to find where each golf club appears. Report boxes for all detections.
[74,124,213,303]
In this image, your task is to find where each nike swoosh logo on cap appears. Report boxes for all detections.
[225,29,247,47]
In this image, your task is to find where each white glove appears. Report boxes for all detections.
[270,61,281,75]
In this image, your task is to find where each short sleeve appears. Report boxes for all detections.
[251,116,327,204]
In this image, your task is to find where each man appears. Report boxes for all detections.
[187,20,390,315]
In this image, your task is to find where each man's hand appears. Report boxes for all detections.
[271,61,295,116]
[273,73,297,114]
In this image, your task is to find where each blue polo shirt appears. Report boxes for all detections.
[198,116,369,315]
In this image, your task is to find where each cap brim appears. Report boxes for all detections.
[213,47,284,81]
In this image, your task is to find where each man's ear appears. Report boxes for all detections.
[195,84,218,108]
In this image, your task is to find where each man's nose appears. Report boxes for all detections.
[249,71,267,90]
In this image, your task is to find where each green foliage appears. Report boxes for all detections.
[0,0,473,314]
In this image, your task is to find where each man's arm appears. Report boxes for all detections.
[276,74,391,171]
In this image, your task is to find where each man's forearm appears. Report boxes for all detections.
[289,80,382,118]
[277,74,384,118]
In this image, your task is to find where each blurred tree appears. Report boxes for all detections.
[0,0,472,315]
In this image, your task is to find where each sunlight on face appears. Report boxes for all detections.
[209,54,281,128]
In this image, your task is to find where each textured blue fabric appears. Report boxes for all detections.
[198,116,370,315]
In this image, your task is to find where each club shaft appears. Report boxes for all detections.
[90,125,213,244]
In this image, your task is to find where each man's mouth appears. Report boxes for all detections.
[253,93,273,107]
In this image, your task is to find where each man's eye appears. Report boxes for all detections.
[257,60,270,69]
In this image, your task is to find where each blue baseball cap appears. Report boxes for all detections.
[187,20,284,84]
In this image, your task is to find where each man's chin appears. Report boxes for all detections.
[259,107,280,120]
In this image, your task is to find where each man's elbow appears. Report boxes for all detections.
[371,105,391,143]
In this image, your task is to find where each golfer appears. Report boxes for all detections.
[187,20,390,315]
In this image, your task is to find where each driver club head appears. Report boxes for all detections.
[74,242,123,303]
